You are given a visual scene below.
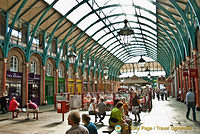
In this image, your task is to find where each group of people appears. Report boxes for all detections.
[156,89,168,101]
[66,111,98,134]
[66,97,106,134]
[8,97,39,119]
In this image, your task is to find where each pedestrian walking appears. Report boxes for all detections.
[186,88,196,121]
[164,89,168,101]
[156,90,160,101]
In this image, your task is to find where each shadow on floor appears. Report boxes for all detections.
[42,121,64,128]
[0,118,10,121]
[10,119,37,124]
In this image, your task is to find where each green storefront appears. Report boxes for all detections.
[45,76,54,104]
[58,78,65,93]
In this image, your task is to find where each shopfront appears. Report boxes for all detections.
[28,73,40,105]
[68,79,74,93]
[6,71,23,106]
[58,78,65,93]
[45,76,54,104]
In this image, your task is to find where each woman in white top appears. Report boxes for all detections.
[88,98,97,122]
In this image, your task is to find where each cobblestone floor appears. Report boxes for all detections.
[0,97,200,134]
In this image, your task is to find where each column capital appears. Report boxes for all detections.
[182,61,185,65]
[3,58,7,63]
[186,56,190,61]
[26,62,29,67]
[43,66,45,70]
[192,49,197,55]
[56,68,58,72]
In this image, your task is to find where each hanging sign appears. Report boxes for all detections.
[189,69,198,78]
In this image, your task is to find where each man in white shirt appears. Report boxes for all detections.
[186,88,196,121]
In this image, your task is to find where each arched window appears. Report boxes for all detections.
[58,66,63,78]
[46,64,52,76]
[31,60,37,74]
[10,56,18,72]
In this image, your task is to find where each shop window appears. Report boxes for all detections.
[10,56,18,72]
[58,66,63,78]
[46,64,52,76]
[30,60,37,74]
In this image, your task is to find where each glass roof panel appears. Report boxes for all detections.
[45,0,157,63]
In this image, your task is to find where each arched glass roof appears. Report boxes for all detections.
[1,0,193,77]
[45,0,157,61]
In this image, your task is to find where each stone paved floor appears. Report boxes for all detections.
[0,97,200,134]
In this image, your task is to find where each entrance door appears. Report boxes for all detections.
[58,83,65,93]
[45,83,54,104]
[28,81,40,106]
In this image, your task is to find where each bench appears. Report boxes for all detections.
[102,126,114,134]
[11,110,42,120]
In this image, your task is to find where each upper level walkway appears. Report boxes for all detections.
[0,97,200,134]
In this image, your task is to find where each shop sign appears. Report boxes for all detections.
[183,69,188,76]
[29,73,40,80]
[189,69,198,78]
[6,71,22,79]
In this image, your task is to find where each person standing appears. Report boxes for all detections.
[122,98,129,116]
[9,97,21,118]
[82,114,98,134]
[164,89,168,101]
[156,90,160,101]
[186,88,196,121]
[132,92,141,122]
[66,111,89,134]
[0,92,8,114]
[160,89,164,101]
[97,98,106,123]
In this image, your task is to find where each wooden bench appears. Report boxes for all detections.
[11,110,42,120]
[102,126,114,134]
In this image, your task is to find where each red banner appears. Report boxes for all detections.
[189,69,198,78]
[183,69,188,77]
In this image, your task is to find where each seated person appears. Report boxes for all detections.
[109,101,129,134]
[9,97,21,118]
[26,100,39,119]
[97,98,106,123]
[66,111,89,134]
[82,114,98,134]
[88,98,97,122]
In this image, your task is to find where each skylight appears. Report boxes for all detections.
[44,0,157,63]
